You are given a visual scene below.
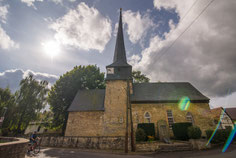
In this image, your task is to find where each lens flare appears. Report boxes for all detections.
[178,97,190,111]
[206,108,225,146]
[222,123,236,152]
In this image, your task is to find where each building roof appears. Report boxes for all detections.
[225,108,236,121]
[130,82,209,103]
[107,9,131,67]
[68,89,105,112]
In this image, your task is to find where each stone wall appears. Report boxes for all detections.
[65,111,104,136]
[0,137,29,158]
[40,136,125,150]
[103,80,128,136]
[132,103,215,137]
[65,80,129,137]
[136,141,192,152]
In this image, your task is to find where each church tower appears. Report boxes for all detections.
[103,9,132,136]
[106,9,132,80]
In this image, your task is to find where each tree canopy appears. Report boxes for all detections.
[0,75,49,135]
[132,71,150,83]
[48,65,105,134]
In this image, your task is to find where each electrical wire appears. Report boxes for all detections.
[154,0,215,63]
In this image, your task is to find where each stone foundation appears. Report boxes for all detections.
[0,137,29,158]
[40,136,125,150]
[189,139,211,150]
[136,141,193,152]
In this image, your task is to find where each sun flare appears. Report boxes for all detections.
[42,41,61,58]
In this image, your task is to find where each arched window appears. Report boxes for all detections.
[186,112,194,124]
[144,112,151,123]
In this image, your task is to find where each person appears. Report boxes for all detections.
[29,131,39,151]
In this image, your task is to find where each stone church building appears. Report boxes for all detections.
[65,10,216,140]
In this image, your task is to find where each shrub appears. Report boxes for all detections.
[1,128,9,136]
[136,128,146,142]
[205,129,232,144]
[172,122,192,140]
[188,126,202,139]
[205,129,213,139]
[137,123,155,140]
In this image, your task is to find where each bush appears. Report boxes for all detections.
[137,123,155,140]
[136,128,146,142]
[205,129,213,139]
[1,128,9,136]
[188,126,202,139]
[205,129,232,144]
[172,122,192,140]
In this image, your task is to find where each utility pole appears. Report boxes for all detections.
[128,81,136,152]
[125,80,129,153]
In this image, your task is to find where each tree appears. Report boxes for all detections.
[13,75,49,134]
[132,71,150,83]
[0,87,16,131]
[48,65,105,135]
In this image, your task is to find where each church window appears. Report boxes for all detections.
[186,112,194,125]
[167,110,174,128]
[144,112,151,123]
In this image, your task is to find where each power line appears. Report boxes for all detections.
[181,0,199,22]
[154,0,215,62]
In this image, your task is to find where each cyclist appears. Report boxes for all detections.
[29,131,39,152]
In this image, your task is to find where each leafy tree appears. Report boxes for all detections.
[132,71,150,83]
[13,75,49,134]
[48,65,105,135]
[0,88,16,131]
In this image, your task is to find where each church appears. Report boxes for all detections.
[65,10,216,141]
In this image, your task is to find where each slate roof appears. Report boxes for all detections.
[225,108,236,121]
[130,82,209,103]
[107,9,131,67]
[68,89,105,112]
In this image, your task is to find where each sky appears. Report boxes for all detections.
[0,0,236,108]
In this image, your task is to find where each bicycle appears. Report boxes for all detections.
[27,138,41,155]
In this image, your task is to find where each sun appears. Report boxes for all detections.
[42,41,61,58]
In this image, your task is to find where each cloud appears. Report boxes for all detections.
[128,54,141,67]
[132,0,236,104]
[50,2,112,52]
[21,0,43,9]
[0,69,59,92]
[0,4,19,50]
[0,5,8,23]
[123,10,155,44]
[0,26,18,49]
[20,0,75,9]
[210,92,236,108]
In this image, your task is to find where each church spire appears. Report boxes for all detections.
[111,8,129,66]
[106,8,132,80]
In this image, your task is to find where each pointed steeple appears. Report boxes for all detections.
[106,8,132,80]
[110,8,130,67]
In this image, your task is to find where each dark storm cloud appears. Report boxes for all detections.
[132,0,236,98]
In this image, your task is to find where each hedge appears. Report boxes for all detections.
[172,122,192,140]
[136,128,146,142]
[205,128,232,144]
[188,126,202,139]
[137,123,155,140]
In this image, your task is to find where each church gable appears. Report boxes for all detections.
[68,89,105,112]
